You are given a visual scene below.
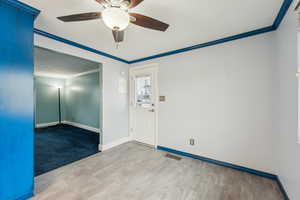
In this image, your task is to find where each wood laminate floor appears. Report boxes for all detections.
[32,142,284,200]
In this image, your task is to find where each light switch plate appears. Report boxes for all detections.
[159,96,166,102]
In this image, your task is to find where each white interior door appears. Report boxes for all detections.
[130,65,158,146]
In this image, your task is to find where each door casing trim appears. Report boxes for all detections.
[129,63,159,147]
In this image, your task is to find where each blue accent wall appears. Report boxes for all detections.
[0,1,38,199]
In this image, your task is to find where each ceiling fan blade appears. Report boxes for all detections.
[129,13,169,32]
[112,30,125,43]
[57,12,101,22]
[295,1,300,10]
[128,0,144,8]
[95,0,110,7]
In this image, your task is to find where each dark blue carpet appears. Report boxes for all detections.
[35,124,99,176]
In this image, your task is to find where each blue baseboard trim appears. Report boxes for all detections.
[34,29,129,64]
[157,146,277,179]
[1,0,40,17]
[14,191,33,200]
[275,178,290,200]
[158,145,290,199]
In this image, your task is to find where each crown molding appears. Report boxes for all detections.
[68,69,100,79]
[1,0,40,17]
[129,0,293,64]
[273,0,293,29]
[33,0,292,64]
[129,26,276,64]
[34,69,100,80]
[34,72,69,79]
[34,29,129,64]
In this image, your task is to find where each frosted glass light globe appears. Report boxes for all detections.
[102,7,130,31]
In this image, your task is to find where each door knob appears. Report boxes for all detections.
[149,109,155,112]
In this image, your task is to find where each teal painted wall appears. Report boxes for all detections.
[65,72,100,128]
[35,76,65,124]
[35,71,101,129]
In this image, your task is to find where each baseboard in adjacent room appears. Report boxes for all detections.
[35,122,59,128]
[102,137,131,151]
[98,144,103,151]
[62,121,100,133]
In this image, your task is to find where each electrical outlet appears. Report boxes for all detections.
[190,138,195,146]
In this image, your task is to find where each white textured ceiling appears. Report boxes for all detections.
[34,47,100,78]
[23,0,283,61]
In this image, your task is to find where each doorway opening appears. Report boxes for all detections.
[34,47,103,176]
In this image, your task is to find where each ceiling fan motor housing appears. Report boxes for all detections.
[110,0,130,8]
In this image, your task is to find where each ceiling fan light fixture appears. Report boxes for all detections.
[102,7,130,31]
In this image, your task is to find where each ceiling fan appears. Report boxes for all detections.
[57,0,169,45]
[295,0,300,11]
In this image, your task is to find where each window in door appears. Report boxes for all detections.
[135,76,152,107]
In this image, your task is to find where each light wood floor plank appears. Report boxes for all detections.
[31,142,284,200]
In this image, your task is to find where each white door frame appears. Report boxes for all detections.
[129,63,159,148]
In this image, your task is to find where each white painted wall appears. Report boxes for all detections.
[273,5,300,199]
[34,9,300,197]
[34,34,129,146]
[131,32,277,173]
